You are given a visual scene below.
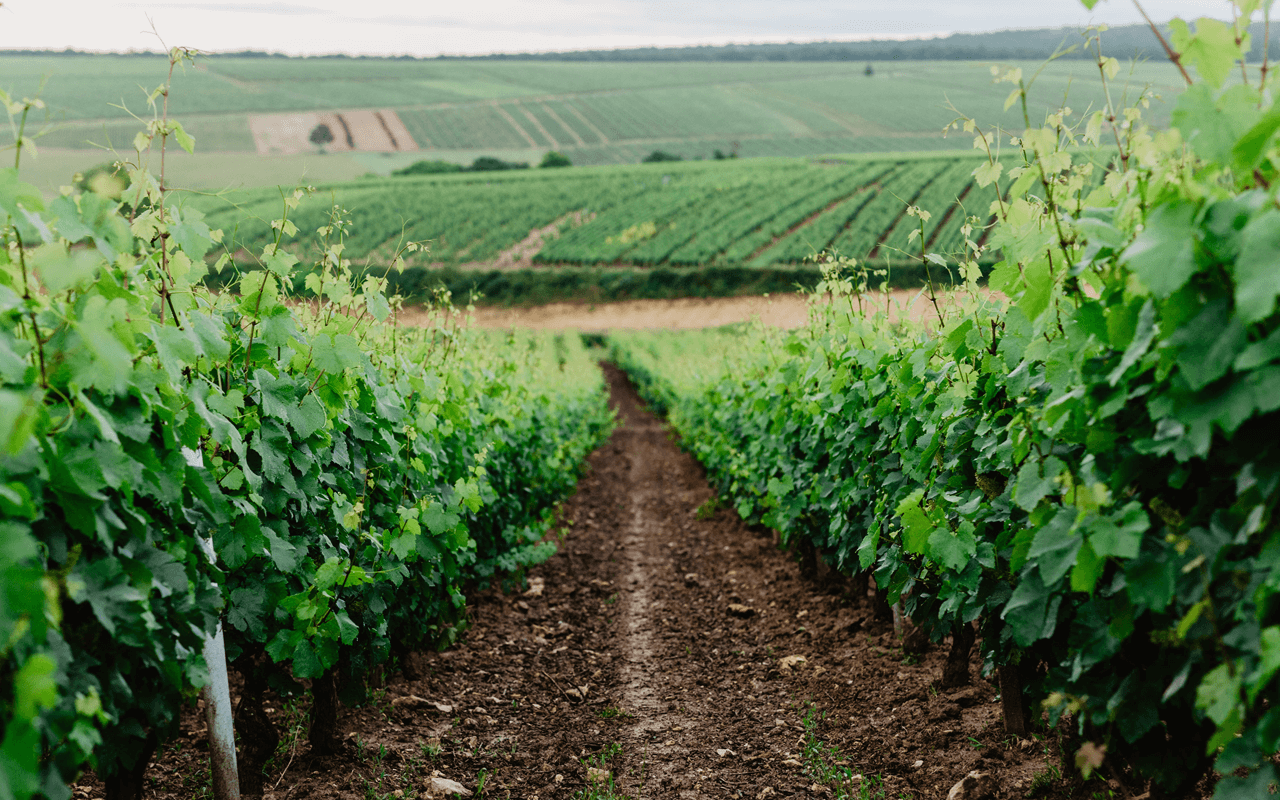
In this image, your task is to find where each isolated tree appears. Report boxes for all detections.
[309,123,335,152]
[864,62,875,76]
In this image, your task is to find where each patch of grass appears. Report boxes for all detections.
[262,697,308,789]
[694,496,721,520]
[356,739,393,799]
[419,737,442,761]
[573,743,630,800]
[798,703,914,800]
[597,706,632,720]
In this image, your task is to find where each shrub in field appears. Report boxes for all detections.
[469,155,528,171]
[612,7,1280,798]
[540,150,572,168]
[641,149,682,163]
[391,158,464,176]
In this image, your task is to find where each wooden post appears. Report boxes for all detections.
[998,663,1031,737]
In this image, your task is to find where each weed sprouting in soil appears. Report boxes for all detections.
[694,496,721,520]
[573,743,630,800]
[799,703,915,800]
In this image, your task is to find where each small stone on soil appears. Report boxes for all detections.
[727,603,755,617]
[778,655,807,671]
[946,770,996,800]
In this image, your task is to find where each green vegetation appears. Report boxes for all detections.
[0,56,612,800]
[2,54,1185,169]
[610,12,1280,798]
[195,153,993,289]
[540,151,572,168]
[392,158,465,176]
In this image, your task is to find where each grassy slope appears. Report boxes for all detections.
[3,55,1183,172]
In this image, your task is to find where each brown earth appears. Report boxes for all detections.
[248,109,417,155]
[71,365,1148,800]
[396,290,963,332]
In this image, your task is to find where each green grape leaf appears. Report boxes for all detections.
[1252,626,1280,702]
[1083,502,1148,560]
[1014,456,1065,511]
[264,527,300,573]
[1121,202,1197,298]
[895,489,934,555]
[12,653,58,722]
[289,392,327,439]
[47,195,94,243]
[1125,551,1177,612]
[228,586,270,639]
[0,167,45,221]
[335,610,359,645]
[1234,208,1280,323]
[1071,539,1105,593]
[32,245,101,295]
[170,120,196,155]
[1197,663,1243,728]
[314,558,348,591]
[1171,18,1243,90]
[1234,326,1280,371]
[253,370,298,421]
[1027,507,1081,585]
[1018,258,1052,321]
[1213,766,1280,800]
[310,333,366,373]
[1170,299,1247,391]
[291,639,325,679]
[1002,570,1060,647]
[169,207,213,260]
[1232,102,1280,172]
[423,501,462,537]
[265,629,303,663]
[1108,300,1158,386]
[927,521,977,572]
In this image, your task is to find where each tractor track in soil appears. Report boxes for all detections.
[76,364,1151,800]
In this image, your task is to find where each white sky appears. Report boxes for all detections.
[0,1,1234,57]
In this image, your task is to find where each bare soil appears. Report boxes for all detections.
[71,365,1136,800]
[397,291,957,333]
[248,110,417,155]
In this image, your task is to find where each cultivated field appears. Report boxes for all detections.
[194,152,1001,272]
[2,54,1185,181]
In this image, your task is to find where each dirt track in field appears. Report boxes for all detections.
[395,290,959,332]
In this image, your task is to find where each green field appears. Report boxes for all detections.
[193,152,997,271]
[3,54,1184,177]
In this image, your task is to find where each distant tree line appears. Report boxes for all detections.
[8,21,1276,63]
[461,22,1265,62]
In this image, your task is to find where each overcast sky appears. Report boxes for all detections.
[0,1,1232,57]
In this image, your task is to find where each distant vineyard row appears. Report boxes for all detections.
[195,154,999,275]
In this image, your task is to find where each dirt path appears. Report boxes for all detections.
[399,290,965,333]
[79,365,1084,800]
